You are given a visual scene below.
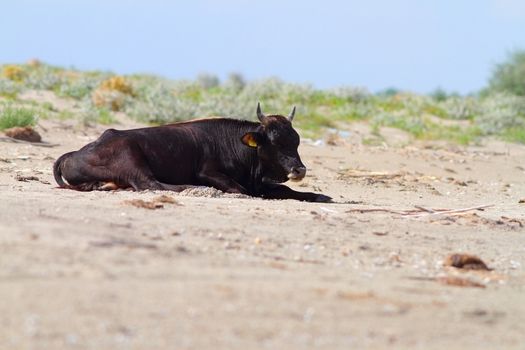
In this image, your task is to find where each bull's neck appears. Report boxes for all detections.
[206,118,265,190]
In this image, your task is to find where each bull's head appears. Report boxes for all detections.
[241,102,307,183]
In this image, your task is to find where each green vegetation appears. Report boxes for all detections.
[80,107,116,126]
[0,78,21,99]
[488,50,525,96]
[0,103,37,130]
[57,110,75,120]
[1,60,524,144]
[502,127,525,143]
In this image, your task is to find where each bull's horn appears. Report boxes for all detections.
[256,102,266,123]
[288,106,296,122]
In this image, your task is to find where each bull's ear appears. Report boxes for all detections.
[241,132,261,148]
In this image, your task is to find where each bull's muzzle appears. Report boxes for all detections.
[287,166,306,181]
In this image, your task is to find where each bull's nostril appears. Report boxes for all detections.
[291,166,306,177]
[288,166,306,181]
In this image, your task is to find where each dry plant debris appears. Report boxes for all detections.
[437,276,486,288]
[325,133,346,146]
[154,195,180,204]
[346,204,493,217]
[123,195,180,210]
[0,136,57,147]
[124,199,164,210]
[14,174,51,184]
[431,213,523,230]
[338,168,477,193]
[15,174,40,182]
[338,169,406,180]
[4,126,41,142]
[444,253,492,271]
[345,204,524,230]
[89,238,157,250]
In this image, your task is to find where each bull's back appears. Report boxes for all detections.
[122,126,202,184]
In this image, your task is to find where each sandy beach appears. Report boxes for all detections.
[1,116,524,349]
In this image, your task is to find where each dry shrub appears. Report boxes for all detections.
[92,76,135,111]
[2,65,26,82]
[99,76,134,96]
[92,89,126,111]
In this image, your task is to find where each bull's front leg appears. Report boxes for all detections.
[260,184,332,202]
[197,169,247,194]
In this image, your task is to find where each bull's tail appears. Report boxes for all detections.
[53,152,74,188]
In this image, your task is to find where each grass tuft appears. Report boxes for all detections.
[0,104,37,130]
[502,127,525,144]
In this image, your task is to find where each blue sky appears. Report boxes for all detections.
[1,0,525,94]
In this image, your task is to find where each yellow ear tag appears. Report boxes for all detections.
[243,134,258,148]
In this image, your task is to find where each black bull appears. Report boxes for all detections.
[53,104,332,202]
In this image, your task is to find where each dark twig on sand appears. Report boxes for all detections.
[0,136,59,147]
[413,205,436,213]
[346,204,494,217]
[407,204,494,218]
[345,208,409,215]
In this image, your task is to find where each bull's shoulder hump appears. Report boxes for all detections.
[165,117,259,129]
[174,116,225,123]
[169,117,256,125]
[98,128,122,139]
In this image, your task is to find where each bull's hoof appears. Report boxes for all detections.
[313,194,333,203]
